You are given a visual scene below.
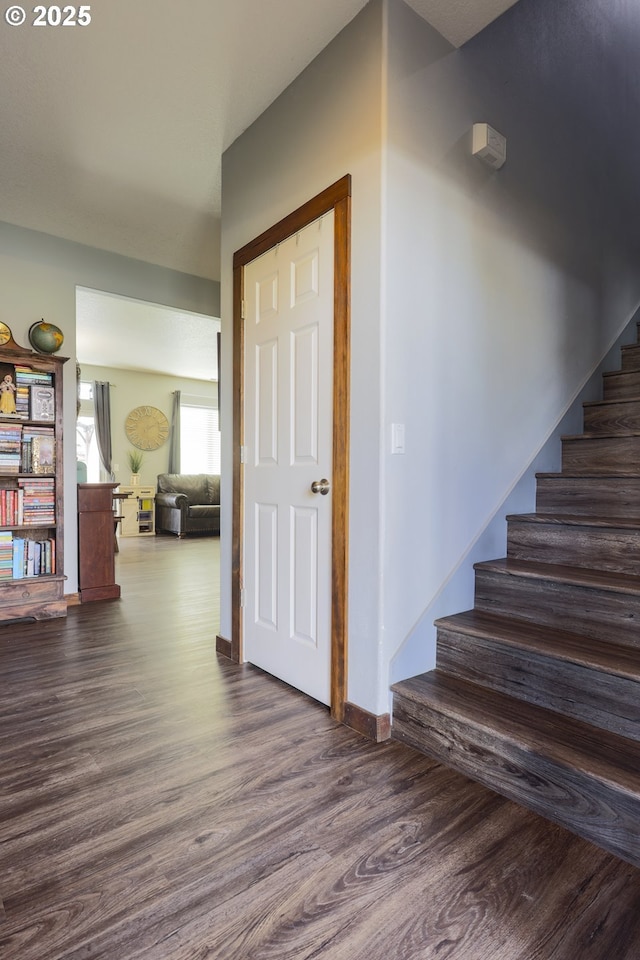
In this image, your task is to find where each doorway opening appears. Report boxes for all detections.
[75,287,222,593]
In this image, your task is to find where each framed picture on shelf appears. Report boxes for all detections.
[32,435,55,474]
[30,386,55,421]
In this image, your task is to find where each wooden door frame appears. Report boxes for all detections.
[230,175,351,723]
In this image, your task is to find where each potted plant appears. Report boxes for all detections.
[126,449,144,485]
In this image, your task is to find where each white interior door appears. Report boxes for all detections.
[243,212,334,704]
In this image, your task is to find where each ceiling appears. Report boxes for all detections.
[0,0,519,283]
[76,288,220,382]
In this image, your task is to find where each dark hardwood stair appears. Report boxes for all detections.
[562,433,640,473]
[536,473,640,517]
[392,672,640,869]
[474,558,640,647]
[602,369,640,400]
[582,397,640,434]
[435,609,640,740]
[622,342,640,370]
[506,513,640,574]
[392,322,640,869]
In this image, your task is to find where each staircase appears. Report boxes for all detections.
[392,326,640,869]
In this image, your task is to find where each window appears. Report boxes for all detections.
[76,415,101,481]
[76,382,100,481]
[180,394,220,474]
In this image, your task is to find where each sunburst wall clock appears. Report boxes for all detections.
[125,405,170,451]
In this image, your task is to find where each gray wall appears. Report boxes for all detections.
[0,221,219,592]
[386,0,640,687]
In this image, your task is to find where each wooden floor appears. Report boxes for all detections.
[2,535,640,959]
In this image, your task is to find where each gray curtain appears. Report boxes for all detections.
[94,380,114,480]
[168,390,181,473]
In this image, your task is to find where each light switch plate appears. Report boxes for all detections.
[391,423,405,455]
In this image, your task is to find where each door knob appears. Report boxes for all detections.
[311,479,330,496]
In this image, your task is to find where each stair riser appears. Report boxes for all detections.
[536,476,640,518]
[603,372,640,401]
[437,627,640,741]
[622,346,640,371]
[562,436,640,475]
[507,520,640,575]
[583,400,640,434]
[392,694,640,869]
[475,569,640,649]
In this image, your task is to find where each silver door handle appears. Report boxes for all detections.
[311,479,330,496]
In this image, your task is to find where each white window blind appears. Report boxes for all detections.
[180,393,220,474]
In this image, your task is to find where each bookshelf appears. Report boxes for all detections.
[118,485,155,537]
[0,337,67,621]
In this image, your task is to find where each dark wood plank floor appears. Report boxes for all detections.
[2,534,640,959]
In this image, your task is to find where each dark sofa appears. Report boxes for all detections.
[155,474,220,537]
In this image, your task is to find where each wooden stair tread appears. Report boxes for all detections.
[583,397,640,409]
[475,557,640,595]
[536,471,640,479]
[507,512,640,529]
[562,431,640,440]
[434,608,640,681]
[391,671,640,791]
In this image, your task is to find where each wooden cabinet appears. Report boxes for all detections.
[0,339,67,622]
[118,485,155,537]
[77,483,121,602]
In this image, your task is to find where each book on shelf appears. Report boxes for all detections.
[10,366,54,421]
[17,477,55,525]
[29,385,55,421]
[0,488,24,525]
[20,440,30,473]
[0,422,23,473]
[0,422,57,474]
[26,539,35,577]
[0,531,12,580]
[12,537,24,578]
[9,536,55,578]
[31,435,55,473]
[22,429,55,473]
[14,365,53,386]
[32,541,42,577]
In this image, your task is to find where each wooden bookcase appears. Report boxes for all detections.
[0,338,67,621]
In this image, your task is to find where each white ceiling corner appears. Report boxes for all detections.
[405,0,520,48]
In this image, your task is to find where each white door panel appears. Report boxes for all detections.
[255,502,278,631]
[244,213,334,704]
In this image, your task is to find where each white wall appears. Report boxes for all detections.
[0,221,219,593]
[220,1,385,712]
[79,363,217,487]
[384,0,640,691]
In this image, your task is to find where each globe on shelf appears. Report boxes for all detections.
[29,320,64,354]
